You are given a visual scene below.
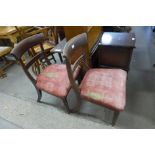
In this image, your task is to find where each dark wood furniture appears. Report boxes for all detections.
[92,32,136,71]
[11,33,79,113]
[15,26,57,75]
[15,26,57,56]
[63,33,127,126]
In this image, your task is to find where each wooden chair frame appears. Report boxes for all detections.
[11,33,49,99]
[63,33,121,126]
[15,26,58,75]
[11,33,71,113]
[15,26,56,61]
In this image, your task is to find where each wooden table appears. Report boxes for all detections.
[92,32,136,71]
[0,26,32,46]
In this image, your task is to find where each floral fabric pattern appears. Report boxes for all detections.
[36,64,80,98]
[79,69,127,111]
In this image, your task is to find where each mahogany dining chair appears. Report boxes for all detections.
[63,33,127,125]
[11,33,80,113]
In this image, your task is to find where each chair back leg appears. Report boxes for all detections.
[112,111,120,126]
[62,98,71,114]
[36,89,42,102]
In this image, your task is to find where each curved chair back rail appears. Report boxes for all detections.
[11,33,47,60]
[11,33,51,84]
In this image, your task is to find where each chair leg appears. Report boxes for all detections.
[51,53,56,63]
[112,111,120,126]
[36,89,42,102]
[58,53,63,63]
[62,98,70,114]
[0,69,6,79]
[70,88,82,113]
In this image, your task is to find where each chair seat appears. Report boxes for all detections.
[79,68,127,111]
[36,64,80,98]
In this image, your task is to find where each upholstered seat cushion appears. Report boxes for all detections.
[79,69,127,111]
[36,64,80,98]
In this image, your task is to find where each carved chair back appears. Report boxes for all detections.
[11,33,51,86]
[63,33,89,91]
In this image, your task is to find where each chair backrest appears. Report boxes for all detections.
[63,33,89,90]
[11,33,50,85]
[15,26,40,40]
[15,26,58,44]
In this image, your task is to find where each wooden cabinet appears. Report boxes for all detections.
[92,32,136,71]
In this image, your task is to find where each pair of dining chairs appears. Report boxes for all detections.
[11,33,127,126]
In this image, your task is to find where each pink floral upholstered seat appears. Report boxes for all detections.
[79,68,127,111]
[36,64,80,98]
